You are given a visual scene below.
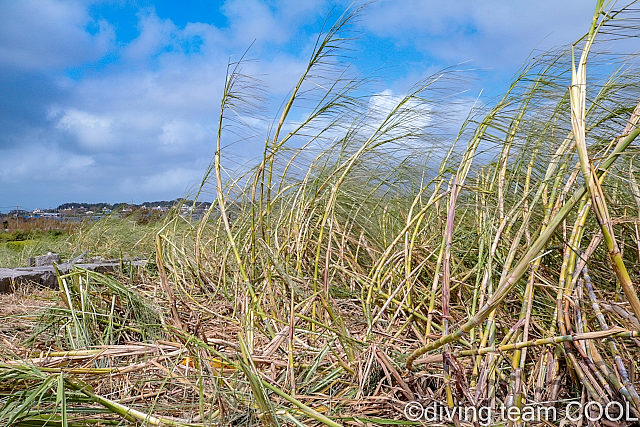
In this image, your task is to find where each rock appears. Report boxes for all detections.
[26,252,61,267]
[35,252,60,266]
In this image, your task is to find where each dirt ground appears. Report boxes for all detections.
[0,284,57,351]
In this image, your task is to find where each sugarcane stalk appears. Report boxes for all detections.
[413,327,639,361]
[568,0,640,323]
[406,125,640,370]
[583,267,640,410]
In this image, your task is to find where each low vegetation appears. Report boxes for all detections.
[3,1,640,426]
[0,219,77,269]
[0,213,166,269]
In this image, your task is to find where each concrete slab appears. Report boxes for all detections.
[0,259,146,293]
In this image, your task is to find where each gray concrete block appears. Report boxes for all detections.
[35,252,60,266]
[0,259,146,293]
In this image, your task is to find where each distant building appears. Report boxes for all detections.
[8,209,29,217]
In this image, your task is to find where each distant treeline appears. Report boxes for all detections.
[55,199,213,211]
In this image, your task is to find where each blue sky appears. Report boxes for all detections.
[0,0,595,211]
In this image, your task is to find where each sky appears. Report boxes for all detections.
[0,0,597,212]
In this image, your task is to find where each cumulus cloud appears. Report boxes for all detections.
[160,120,210,151]
[221,0,333,47]
[123,9,176,61]
[0,0,114,70]
[56,109,115,150]
[0,0,330,208]
[133,167,205,195]
[0,0,625,210]
[368,89,430,127]
[360,0,594,70]
[0,145,95,183]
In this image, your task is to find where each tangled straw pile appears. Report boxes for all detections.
[4,1,640,425]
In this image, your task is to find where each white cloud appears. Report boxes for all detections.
[0,145,94,183]
[56,109,115,149]
[222,0,286,45]
[60,154,96,173]
[363,89,431,142]
[0,0,114,70]
[123,9,176,61]
[129,167,205,195]
[360,0,594,70]
[160,120,210,148]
